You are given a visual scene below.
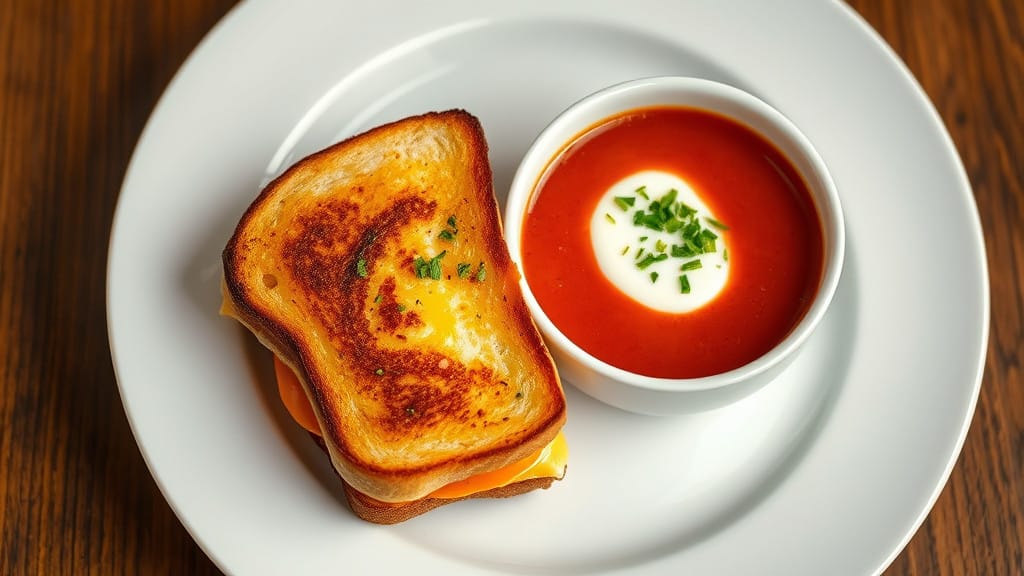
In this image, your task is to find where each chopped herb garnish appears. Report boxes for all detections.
[635,247,645,260]
[356,258,368,278]
[373,294,382,304]
[621,245,630,256]
[679,275,691,294]
[680,259,703,272]
[429,250,446,280]
[723,248,729,262]
[635,185,649,200]
[457,262,472,278]
[438,229,455,241]
[447,215,458,229]
[614,196,635,211]
[475,262,486,282]
[636,253,668,270]
[605,213,616,224]
[650,271,659,283]
[705,216,729,231]
[397,304,407,312]
[639,236,648,242]
[655,239,667,253]
[414,251,446,280]
[374,368,384,376]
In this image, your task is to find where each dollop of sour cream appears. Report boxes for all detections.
[590,170,730,313]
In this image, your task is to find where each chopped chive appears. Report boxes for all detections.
[680,259,703,272]
[457,262,472,278]
[438,229,455,241]
[660,188,678,206]
[620,245,630,256]
[642,214,664,231]
[374,368,385,376]
[650,271,659,283]
[635,185,649,200]
[664,218,683,233]
[447,215,457,229]
[678,202,697,218]
[632,211,644,225]
[679,275,691,294]
[700,228,719,241]
[670,244,686,258]
[639,236,648,242]
[475,262,486,282]
[636,253,668,270]
[356,258,368,278]
[614,196,635,211]
[373,294,382,304]
[397,304,407,312]
[655,239,668,253]
[635,247,645,260]
[605,213,616,224]
[723,248,729,262]
[705,216,729,231]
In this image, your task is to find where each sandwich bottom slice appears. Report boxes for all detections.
[269,357,568,524]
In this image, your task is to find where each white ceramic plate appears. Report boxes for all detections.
[107,1,988,574]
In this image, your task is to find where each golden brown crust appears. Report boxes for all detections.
[222,110,565,503]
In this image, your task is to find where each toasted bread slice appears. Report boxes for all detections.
[222,110,566,506]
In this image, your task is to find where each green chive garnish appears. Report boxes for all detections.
[605,213,616,224]
[397,304,407,312]
[356,258,368,278]
[447,215,457,229]
[375,368,384,376]
[679,275,691,294]
[655,239,667,253]
[636,253,668,270]
[705,216,729,231]
[620,245,629,256]
[635,185,649,200]
[475,262,486,282]
[680,259,703,272]
[723,248,729,262]
[457,262,472,278]
[614,196,635,211]
[438,229,455,241]
[650,271,659,283]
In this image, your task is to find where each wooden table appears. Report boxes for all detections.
[1,1,1019,573]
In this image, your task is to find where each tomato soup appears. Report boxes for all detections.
[521,107,824,378]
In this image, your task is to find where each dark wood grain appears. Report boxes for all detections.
[0,0,1019,574]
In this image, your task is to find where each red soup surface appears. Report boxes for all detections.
[522,107,825,379]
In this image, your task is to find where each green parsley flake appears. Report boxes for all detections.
[457,262,472,278]
[439,229,455,241]
[356,258,368,278]
[475,262,486,282]
[650,271,659,283]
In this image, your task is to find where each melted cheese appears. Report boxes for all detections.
[271,356,566,500]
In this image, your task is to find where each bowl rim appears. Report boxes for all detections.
[504,75,846,393]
